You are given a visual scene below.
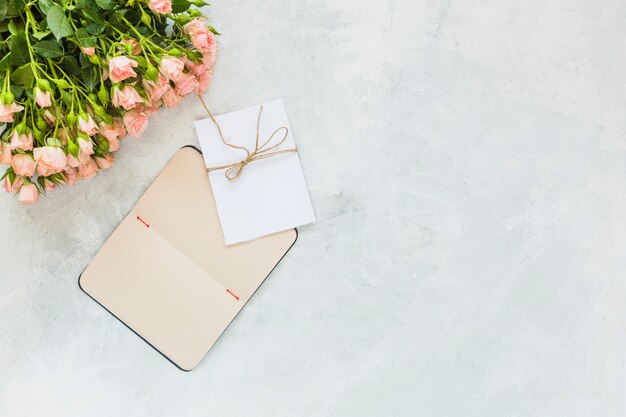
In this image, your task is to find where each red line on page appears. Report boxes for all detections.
[226,289,240,300]
[136,216,150,228]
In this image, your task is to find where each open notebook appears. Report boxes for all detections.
[79,146,297,371]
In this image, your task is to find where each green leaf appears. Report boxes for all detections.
[76,0,97,9]
[0,2,9,22]
[46,4,74,40]
[33,30,52,40]
[33,40,64,58]
[9,32,29,68]
[207,26,220,35]
[0,53,11,72]
[11,64,34,88]
[38,0,54,14]
[82,9,105,24]
[95,0,116,9]
[75,28,97,47]
[10,84,24,100]
[171,0,191,13]
[86,22,105,35]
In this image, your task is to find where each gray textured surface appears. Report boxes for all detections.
[2,0,626,415]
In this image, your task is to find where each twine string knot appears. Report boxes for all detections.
[199,95,297,182]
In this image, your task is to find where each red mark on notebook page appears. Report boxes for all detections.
[226,289,240,300]
[136,216,150,228]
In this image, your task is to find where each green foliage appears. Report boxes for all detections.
[46,4,74,40]
[0,0,221,201]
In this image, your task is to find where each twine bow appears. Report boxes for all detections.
[198,95,297,182]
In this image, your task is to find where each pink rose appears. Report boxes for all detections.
[0,142,12,165]
[120,39,142,55]
[12,153,36,177]
[114,118,126,138]
[99,122,120,141]
[185,60,205,76]
[0,102,24,123]
[175,72,199,96]
[44,178,56,193]
[142,74,171,102]
[78,158,99,179]
[159,56,185,82]
[57,127,70,146]
[202,51,216,69]
[95,154,115,169]
[77,137,95,162]
[184,18,217,54]
[3,175,22,193]
[108,56,138,83]
[184,18,208,36]
[123,111,149,137]
[44,110,56,125]
[81,46,96,56]
[162,90,182,108]
[108,137,121,152]
[18,183,39,205]
[148,0,172,14]
[34,88,52,108]
[196,69,213,94]
[63,167,79,185]
[9,131,33,151]
[66,153,80,168]
[112,85,144,110]
[78,114,99,136]
[33,146,67,176]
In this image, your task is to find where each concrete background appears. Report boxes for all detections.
[2,0,626,415]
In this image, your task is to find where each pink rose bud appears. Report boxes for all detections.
[184,18,217,54]
[175,72,199,96]
[0,142,12,165]
[44,178,56,193]
[3,175,22,193]
[108,56,139,83]
[95,154,115,170]
[12,153,37,177]
[202,51,216,69]
[142,74,171,102]
[107,137,121,152]
[196,69,213,94]
[148,0,172,14]
[162,89,182,108]
[185,60,205,76]
[66,153,80,168]
[33,146,67,177]
[120,39,142,55]
[34,87,52,108]
[77,137,95,163]
[63,167,79,185]
[9,130,34,151]
[81,46,96,56]
[99,122,120,141]
[44,110,56,125]
[159,56,185,82]
[78,114,99,136]
[18,183,39,205]
[78,158,99,179]
[0,102,25,123]
[123,111,149,137]
[112,85,144,110]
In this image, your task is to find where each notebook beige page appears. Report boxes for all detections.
[79,146,297,371]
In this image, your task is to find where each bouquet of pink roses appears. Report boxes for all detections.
[0,0,218,204]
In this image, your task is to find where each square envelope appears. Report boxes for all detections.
[194,99,315,245]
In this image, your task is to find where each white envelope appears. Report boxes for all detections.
[194,99,316,245]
